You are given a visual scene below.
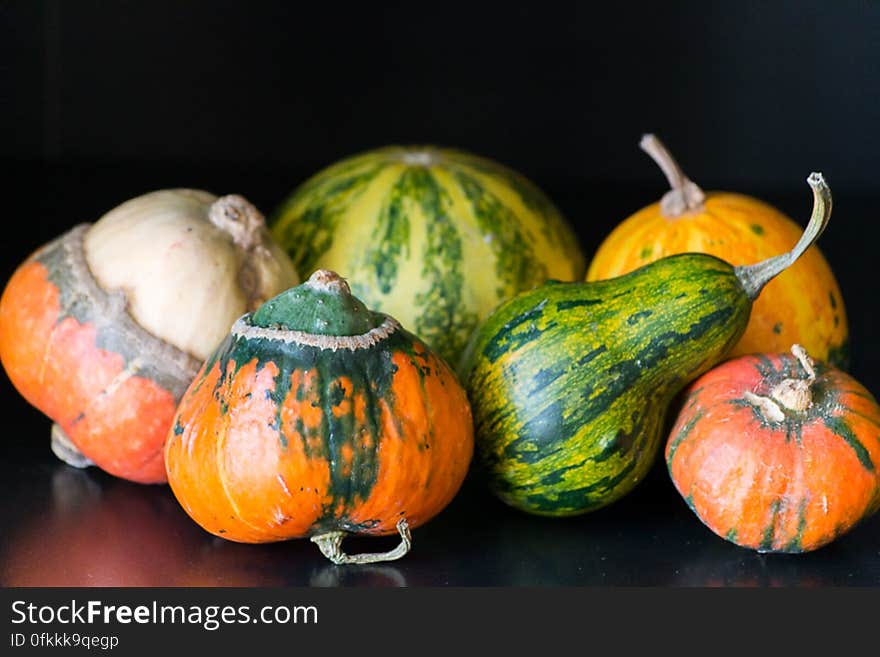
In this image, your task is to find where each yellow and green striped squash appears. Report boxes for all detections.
[270,146,587,364]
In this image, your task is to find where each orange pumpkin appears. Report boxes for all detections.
[666,345,880,553]
[165,269,474,564]
[587,135,848,368]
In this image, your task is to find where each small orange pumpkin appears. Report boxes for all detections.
[587,135,848,368]
[666,344,880,553]
[164,269,474,564]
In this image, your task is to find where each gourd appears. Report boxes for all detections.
[587,135,848,368]
[0,190,297,483]
[460,173,832,516]
[270,145,586,364]
[164,269,474,564]
[666,344,880,553]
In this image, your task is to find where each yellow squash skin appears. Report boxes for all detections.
[587,137,848,368]
[270,146,586,365]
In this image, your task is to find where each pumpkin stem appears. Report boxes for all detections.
[640,134,706,217]
[769,344,816,412]
[311,518,412,565]
[50,423,93,469]
[735,173,832,300]
[209,195,267,252]
[209,194,277,311]
[744,345,817,421]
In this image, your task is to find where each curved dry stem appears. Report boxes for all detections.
[311,518,412,565]
[640,133,705,217]
[745,344,818,420]
[50,423,94,469]
[735,173,832,300]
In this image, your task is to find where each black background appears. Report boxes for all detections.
[2,1,880,586]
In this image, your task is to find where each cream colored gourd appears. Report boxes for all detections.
[85,189,298,360]
[0,188,298,483]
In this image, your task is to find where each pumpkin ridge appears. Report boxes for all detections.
[452,167,547,296]
[411,168,473,359]
[213,363,282,542]
[822,415,875,472]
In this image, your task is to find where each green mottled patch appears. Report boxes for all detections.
[453,168,546,299]
[750,224,765,236]
[772,322,783,334]
[640,246,653,259]
[270,160,383,276]
[409,168,477,361]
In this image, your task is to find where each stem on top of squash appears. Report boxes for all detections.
[311,518,412,565]
[769,344,816,412]
[734,173,832,300]
[640,134,706,217]
[208,194,267,252]
[744,344,817,422]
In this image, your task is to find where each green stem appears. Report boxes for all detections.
[735,173,832,300]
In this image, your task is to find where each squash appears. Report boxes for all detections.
[587,135,848,368]
[0,190,297,483]
[270,145,586,364]
[666,345,880,553]
[164,269,474,564]
[460,173,832,516]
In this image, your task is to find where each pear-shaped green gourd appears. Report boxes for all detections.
[460,173,833,516]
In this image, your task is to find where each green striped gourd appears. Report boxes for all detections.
[460,173,833,516]
[270,146,586,364]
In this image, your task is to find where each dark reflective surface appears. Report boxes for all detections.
[2,163,879,587]
[2,427,879,587]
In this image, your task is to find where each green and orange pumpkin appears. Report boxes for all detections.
[666,345,880,553]
[164,269,474,563]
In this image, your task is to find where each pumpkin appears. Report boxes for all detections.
[164,269,474,564]
[586,134,848,368]
[666,344,880,553]
[269,145,586,364]
[0,190,298,483]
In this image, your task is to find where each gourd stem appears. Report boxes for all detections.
[208,195,268,253]
[640,134,706,217]
[768,344,816,412]
[311,518,412,565]
[735,173,832,300]
[744,344,817,421]
[50,423,93,469]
